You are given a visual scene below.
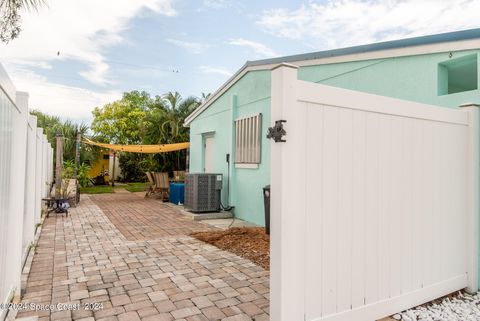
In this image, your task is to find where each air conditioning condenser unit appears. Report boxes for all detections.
[184,173,223,212]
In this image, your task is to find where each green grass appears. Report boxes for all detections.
[81,185,115,194]
[125,182,148,192]
[80,182,148,194]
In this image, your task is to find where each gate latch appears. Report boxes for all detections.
[267,120,287,143]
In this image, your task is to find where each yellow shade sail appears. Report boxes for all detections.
[84,138,190,154]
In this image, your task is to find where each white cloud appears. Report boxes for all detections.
[5,65,121,122]
[203,0,231,9]
[258,0,480,49]
[0,0,176,85]
[167,39,210,54]
[0,0,175,123]
[227,38,278,58]
[199,65,233,77]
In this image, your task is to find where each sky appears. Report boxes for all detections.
[1,0,480,124]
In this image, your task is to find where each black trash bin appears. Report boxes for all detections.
[263,185,270,235]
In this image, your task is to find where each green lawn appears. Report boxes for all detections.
[125,182,148,192]
[80,182,147,194]
[80,185,115,194]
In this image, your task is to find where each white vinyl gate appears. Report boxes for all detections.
[270,64,479,321]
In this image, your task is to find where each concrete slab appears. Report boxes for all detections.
[184,211,234,221]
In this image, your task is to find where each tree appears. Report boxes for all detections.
[0,0,46,43]
[157,92,200,170]
[31,109,94,164]
[91,91,155,182]
[31,110,96,190]
[91,91,149,144]
[158,91,200,143]
[90,90,201,181]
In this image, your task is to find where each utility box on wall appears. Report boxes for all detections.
[184,173,223,212]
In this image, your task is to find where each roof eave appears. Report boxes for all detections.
[184,62,249,127]
[184,28,480,126]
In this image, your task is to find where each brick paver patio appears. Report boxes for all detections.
[92,193,218,240]
[15,193,269,321]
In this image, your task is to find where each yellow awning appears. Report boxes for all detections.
[84,138,190,154]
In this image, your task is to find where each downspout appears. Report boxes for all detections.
[228,95,238,208]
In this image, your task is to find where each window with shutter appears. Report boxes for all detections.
[234,113,262,164]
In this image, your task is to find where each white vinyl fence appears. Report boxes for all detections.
[0,64,53,319]
[270,64,479,321]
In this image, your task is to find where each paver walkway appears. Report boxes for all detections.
[15,194,269,321]
[92,193,217,240]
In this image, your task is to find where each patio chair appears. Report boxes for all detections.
[145,171,157,197]
[153,172,170,201]
[173,170,186,182]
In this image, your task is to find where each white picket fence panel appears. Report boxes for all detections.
[0,64,53,319]
[270,64,479,321]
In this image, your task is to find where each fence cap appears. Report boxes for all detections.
[459,103,480,108]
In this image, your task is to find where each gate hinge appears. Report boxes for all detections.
[267,120,287,142]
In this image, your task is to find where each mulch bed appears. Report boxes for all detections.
[191,227,270,270]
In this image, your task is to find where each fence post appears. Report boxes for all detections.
[55,133,64,198]
[270,63,305,321]
[74,131,81,204]
[49,145,55,184]
[48,145,53,187]
[23,115,38,263]
[35,128,44,224]
[460,103,480,293]
[42,134,48,198]
[7,91,29,300]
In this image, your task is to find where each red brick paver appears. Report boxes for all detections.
[91,193,216,240]
[14,193,269,321]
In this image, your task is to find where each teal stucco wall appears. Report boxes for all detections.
[298,50,480,108]
[189,70,271,226]
[189,49,480,227]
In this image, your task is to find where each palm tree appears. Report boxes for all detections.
[158,92,200,169]
[160,92,200,141]
[177,96,201,118]
[1,0,46,43]
[30,110,94,164]
[163,92,181,111]
[200,92,211,103]
[143,107,168,144]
